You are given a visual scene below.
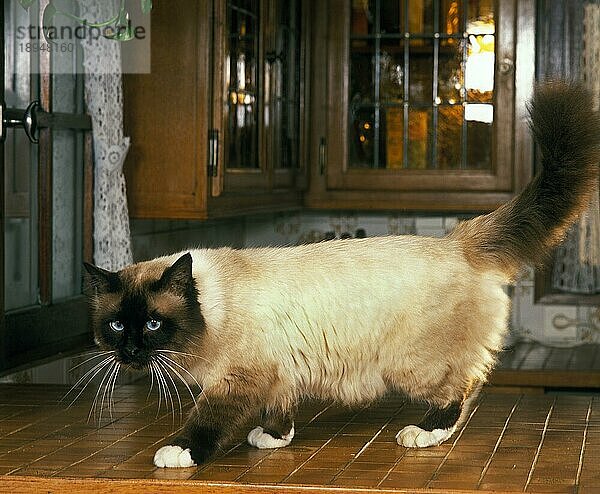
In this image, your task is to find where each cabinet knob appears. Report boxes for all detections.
[498,57,514,76]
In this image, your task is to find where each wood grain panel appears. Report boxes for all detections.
[124,0,209,219]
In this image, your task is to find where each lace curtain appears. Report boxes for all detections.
[551,2,600,294]
[79,0,133,271]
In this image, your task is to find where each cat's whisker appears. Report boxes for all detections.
[155,356,198,410]
[156,353,203,391]
[73,349,112,359]
[146,361,155,403]
[156,355,197,415]
[107,362,121,423]
[93,362,115,427]
[75,349,102,355]
[155,356,183,423]
[60,357,112,406]
[156,353,213,419]
[62,356,115,407]
[152,359,172,425]
[152,360,171,420]
[89,360,117,425]
[99,361,117,424]
[154,360,175,424]
[69,351,114,372]
[96,362,113,425]
[149,361,163,418]
[63,355,114,399]
[156,359,182,426]
[161,366,177,427]
[157,349,213,365]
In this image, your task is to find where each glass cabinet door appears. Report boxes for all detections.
[212,0,303,194]
[226,0,260,171]
[270,0,303,188]
[2,0,93,371]
[349,0,494,170]
[326,0,519,194]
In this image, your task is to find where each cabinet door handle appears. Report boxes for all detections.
[319,137,327,175]
[208,129,219,177]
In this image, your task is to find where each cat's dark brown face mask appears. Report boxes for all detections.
[83,253,204,370]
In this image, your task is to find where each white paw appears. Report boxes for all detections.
[153,445,196,468]
[247,424,295,449]
[396,424,456,448]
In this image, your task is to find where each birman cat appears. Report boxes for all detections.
[84,82,600,468]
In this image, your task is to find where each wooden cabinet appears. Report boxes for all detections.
[124,0,306,219]
[124,0,537,219]
[305,0,536,213]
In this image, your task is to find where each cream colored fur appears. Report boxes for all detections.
[156,235,509,411]
[88,83,600,466]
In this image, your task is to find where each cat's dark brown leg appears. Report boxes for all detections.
[396,381,481,448]
[154,398,250,467]
[247,408,295,449]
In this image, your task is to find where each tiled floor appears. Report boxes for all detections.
[0,383,598,493]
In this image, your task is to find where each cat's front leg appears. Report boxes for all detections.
[247,408,295,449]
[154,399,247,468]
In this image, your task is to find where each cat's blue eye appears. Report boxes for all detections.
[146,320,162,331]
[109,321,125,332]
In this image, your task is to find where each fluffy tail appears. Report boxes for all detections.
[449,81,600,279]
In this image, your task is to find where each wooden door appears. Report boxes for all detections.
[123,0,210,219]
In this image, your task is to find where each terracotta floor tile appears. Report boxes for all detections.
[378,472,431,489]
[329,476,381,488]
[344,461,392,472]
[524,484,576,493]
[191,465,247,481]
[234,472,287,483]
[146,467,197,481]
[0,383,595,492]
[528,477,577,486]
[283,468,336,485]
[94,468,152,479]
[478,482,526,491]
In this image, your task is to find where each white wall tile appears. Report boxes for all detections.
[543,306,579,342]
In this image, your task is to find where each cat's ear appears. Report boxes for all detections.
[83,262,118,294]
[160,253,194,295]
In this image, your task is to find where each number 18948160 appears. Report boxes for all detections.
[19,41,75,53]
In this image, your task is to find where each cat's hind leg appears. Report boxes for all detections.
[247,409,295,449]
[396,382,481,448]
[396,401,461,447]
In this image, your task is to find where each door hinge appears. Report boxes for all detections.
[208,129,219,177]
